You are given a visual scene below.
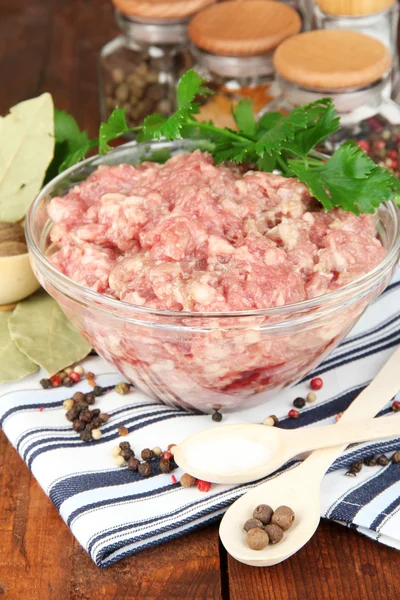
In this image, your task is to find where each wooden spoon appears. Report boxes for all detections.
[219,345,400,567]
[174,416,400,485]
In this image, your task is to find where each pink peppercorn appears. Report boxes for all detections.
[39,407,44,413]
[310,377,323,391]
[50,375,61,387]
[162,451,173,460]
[374,139,386,150]
[69,371,81,383]
[171,474,177,484]
[357,140,370,153]
[392,400,400,412]
[335,412,343,422]
[197,480,211,492]
[288,409,299,419]
[388,149,398,160]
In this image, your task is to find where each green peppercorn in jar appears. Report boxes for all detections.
[99,0,215,127]
[260,30,400,177]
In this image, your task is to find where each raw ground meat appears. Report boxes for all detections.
[48,151,385,311]
[46,151,388,410]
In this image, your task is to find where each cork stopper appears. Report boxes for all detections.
[112,0,216,20]
[316,0,395,16]
[274,30,392,90]
[189,0,302,56]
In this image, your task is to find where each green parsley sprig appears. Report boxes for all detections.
[47,69,400,215]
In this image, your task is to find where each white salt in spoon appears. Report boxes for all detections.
[218,345,400,567]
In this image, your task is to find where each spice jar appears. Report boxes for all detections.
[189,0,302,129]
[99,0,215,127]
[263,30,400,176]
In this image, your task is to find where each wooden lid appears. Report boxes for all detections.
[189,0,302,56]
[112,0,215,20]
[274,30,392,89]
[316,0,394,16]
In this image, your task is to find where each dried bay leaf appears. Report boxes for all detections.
[0,93,54,222]
[0,312,38,383]
[9,290,91,375]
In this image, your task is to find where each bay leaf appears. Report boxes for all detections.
[0,312,38,383]
[9,290,91,375]
[0,93,54,222]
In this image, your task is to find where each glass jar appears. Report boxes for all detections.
[262,29,400,176]
[99,0,214,127]
[189,0,302,129]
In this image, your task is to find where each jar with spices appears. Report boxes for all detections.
[99,0,215,127]
[188,0,302,129]
[263,30,400,176]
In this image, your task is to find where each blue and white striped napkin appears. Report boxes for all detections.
[1,274,399,567]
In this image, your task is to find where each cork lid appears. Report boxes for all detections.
[316,0,395,16]
[189,0,302,56]
[274,30,392,90]
[112,0,216,20]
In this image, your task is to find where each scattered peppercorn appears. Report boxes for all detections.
[310,377,323,391]
[63,376,74,388]
[253,504,273,525]
[263,415,278,427]
[121,448,135,461]
[162,451,173,460]
[171,474,177,484]
[69,371,81,383]
[58,371,67,381]
[65,407,80,422]
[92,429,102,440]
[79,409,94,424]
[79,428,93,442]
[350,460,363,474]
[72,391,85,403]
[138,462,151,477]
[141,448,154,461]
[111,446,122,457]
[180,473,197,488]
[364,456,377,467]
[86,371,95,381]
[63,399,74,411]
[246,528,269,550]
[392,451,400,464]
[93,385,105,397]
[40,378,51,389]
[212,409,222,422]
[152,446,162,457]
[392,400,400,412]
[196,480,211,492]
[114,455,126,467]
[65,367,73,375]
[99,413,110,423]
[335,412,343,422]
[119,442,131,451]
[306,392,317,403]
[128,456,140,471]
[115,382,130,395]
[159,458,172,473]
[264,524,284,544]
[271,506,295,531]
[74,365,85,376]
[72,420,85,432]
[243,518,264,532]
[50,375,62,387]
[74,401,89,414]
[118,426,129,436]
[85,392,96,405]
[288,409,299,419]
[167,444,177,452]
[377,454,390,466]
[293,397,305,409]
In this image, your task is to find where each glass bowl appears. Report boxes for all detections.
[26,140,400,412]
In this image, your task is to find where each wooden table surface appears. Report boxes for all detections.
[1,1,400,598]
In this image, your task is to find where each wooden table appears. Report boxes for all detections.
[1,1,400,598]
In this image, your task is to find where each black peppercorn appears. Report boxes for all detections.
[138,462,151,477]
[345,470,357,477]
[93,386,105,397]
[91,417,104,430]
[79,428,93,442]
[85,392,96,405]
[119,442,131,451]
[40,378,51,389]
[74,401,89,414]
[72,420,85,432]
[212,409,222,422]
[79,410,94,424]
[99,413,110,423]
[72,391,86,403]
[122,448,135,461]
[293,397,306,409]
[141,448,154,461]
[377,454,390,466]
[392,451,400,464]
[159,458,172,473]
[350,460,363,474]
[63,376,74,387]
[65,406,80,422]
[128,456,140,471]
[364,456,377,467]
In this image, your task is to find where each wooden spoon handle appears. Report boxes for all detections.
[299,345,400,476]
[289,415,400,455]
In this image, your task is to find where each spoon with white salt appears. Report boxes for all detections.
[174,407,400,485]
[218,345,400,567]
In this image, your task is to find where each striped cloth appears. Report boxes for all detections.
[0,275,399,567]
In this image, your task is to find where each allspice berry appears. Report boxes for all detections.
[246,528,269,551]
[377,454,390,466]
[253,504,273,525]
[271,506,295,531]
[180,473,197,488]
[264,524,284,544]
[243,518,263,532]
[141,448,154,461]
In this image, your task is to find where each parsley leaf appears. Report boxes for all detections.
[232,99,256,137]
[176,70,213,108]
[98,108,132,154]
